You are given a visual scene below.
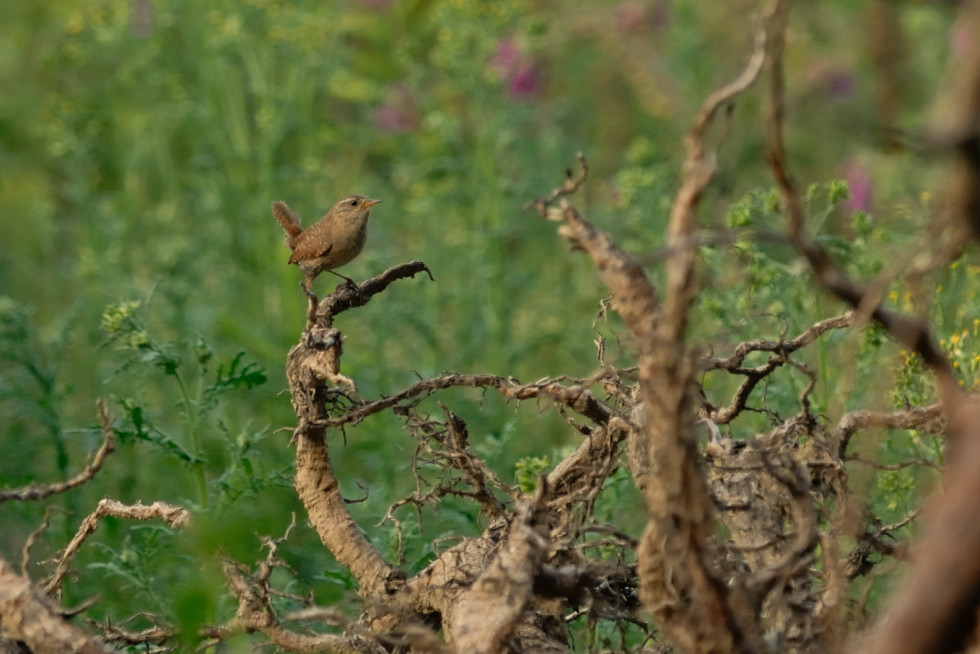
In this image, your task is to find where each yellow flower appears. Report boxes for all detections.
[66,14,84,34]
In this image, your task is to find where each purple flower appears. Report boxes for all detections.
[804,60,857,101]
[842,158,873,213]
[616,0,671,33]
[491,39,520,76]
[508,64,540,96]
[952,20,973,59]
[827,71,856,100]
[490,39,541,98]
[372,84,420,132]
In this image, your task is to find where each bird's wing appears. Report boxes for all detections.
[288,236,331,264]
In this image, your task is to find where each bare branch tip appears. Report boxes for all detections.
[527,154,590,215]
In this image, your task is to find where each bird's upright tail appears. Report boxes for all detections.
[271,201,303,249]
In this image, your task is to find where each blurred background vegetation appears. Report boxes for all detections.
[0,0,973,649]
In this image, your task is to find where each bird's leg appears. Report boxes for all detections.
[301,277,319,326]
[301,277,319,303]
[301,276,317,298]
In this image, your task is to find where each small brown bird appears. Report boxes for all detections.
[271,195,381,297]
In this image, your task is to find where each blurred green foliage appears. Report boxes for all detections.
[0,0,974,649]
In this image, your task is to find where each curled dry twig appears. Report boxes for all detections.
[315,372,620,429]
[703,313,855,425]
[201,515,395,654]
[379,406,515,563]
[91,619,173,651]
[44,499,190,598]
[0,399,116,505]
[314,260,434,327]
[834,404,944,453]
[215,557,383,654]
[525,152,589,213]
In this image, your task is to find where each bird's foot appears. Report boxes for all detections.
[327,271,363,298]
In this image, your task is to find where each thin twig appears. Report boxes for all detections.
[314,373,620,429]
[314,260,435,327]
[525,153,589,213]
[0,399,116,504]
[44,499,190,597]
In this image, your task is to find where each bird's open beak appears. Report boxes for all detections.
[363,198,382,208]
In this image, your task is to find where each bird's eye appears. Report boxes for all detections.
[350,199,358,206]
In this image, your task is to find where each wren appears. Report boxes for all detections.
[271,195,381,298]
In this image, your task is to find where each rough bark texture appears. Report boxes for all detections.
[0,560,112,654]
[9,3,980,653]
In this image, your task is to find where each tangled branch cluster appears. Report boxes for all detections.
[7,2,980,653]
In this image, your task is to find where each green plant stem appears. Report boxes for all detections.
[172,367,216,648]
[931,434,944,467]
[173,368,208,507]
